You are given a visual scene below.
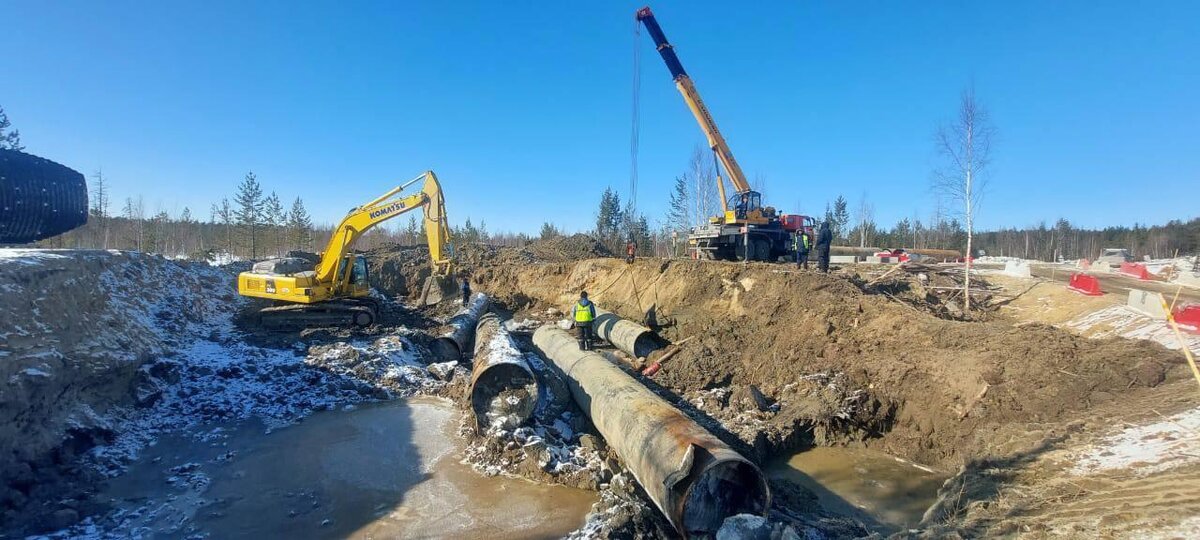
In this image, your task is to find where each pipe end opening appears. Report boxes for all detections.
[682,460,771,535]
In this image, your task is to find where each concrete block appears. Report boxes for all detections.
[1127,288,1167,320]
[865,256,896,264]
[829,255,857,264]
[1002,260,1032,278]
[1173,271,1200,289]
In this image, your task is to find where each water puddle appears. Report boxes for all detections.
[767,447,948,534]
[102,397,596,539]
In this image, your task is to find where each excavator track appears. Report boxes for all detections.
[258,298,380,330]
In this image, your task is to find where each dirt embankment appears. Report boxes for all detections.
[0,250,236,527]
[465,257,1184,470]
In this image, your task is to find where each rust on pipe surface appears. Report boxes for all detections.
[467,312,538,433]
[431,292,489,361]
[593,307,660,358]
[532,326,769,535]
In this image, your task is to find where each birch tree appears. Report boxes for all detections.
[933,87,995,312]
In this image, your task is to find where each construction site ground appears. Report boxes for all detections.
[2,241,1198,539]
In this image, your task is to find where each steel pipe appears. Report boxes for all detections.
[430,292,489,361]
[593,308,660,358]
[467,312,538,433]
[532,326,770,535]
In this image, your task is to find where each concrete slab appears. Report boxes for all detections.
[1003,261,1032,278]
[865,256,896,264]
[830,255,858,264]
[1173,271,1200,289]
[1127,288,1168,320]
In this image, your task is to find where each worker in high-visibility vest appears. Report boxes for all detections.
[572,291,597,350]
[793,231,811,270]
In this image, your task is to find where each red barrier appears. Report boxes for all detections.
[1173,304,1200,333]
[1067,273,1103,296]
[1119,262,1152,281]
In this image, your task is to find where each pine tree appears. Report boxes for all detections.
[832,195,850,243]
[595,188,624,252]
[234,171,264,258]
[0,106,23,151]
[539,222,561,240]
[667,175,692,233]
[264,191,285,256]
[288,197,313,251]
[403,215,420,246]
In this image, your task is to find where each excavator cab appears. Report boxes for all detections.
[335,255,371,298]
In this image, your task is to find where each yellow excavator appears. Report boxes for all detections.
[237,170,454,328]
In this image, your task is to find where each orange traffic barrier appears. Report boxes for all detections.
[1119,262,1152,281]
[1067,273,1103,296]
[1174,304,1200,334]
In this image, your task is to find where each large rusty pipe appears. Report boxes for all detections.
[532,326,770,535]
[431,293,489,361]
[467,312,538,433]
[593,308,660,358]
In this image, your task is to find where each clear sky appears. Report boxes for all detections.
[2,1,1197,233]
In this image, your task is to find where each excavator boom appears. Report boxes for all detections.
[315,171,453,284]
[238,170,456,328]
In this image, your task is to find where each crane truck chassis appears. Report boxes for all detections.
[237,171,455,329]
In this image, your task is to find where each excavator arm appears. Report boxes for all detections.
[636,6,752,212]
[315,170,454,287]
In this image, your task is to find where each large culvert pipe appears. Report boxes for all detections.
[593,308,660,358]
[468,312,539,433]
[431,293,489,361]
[532,326,770,535]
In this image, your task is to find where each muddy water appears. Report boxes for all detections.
[103,397,595,539]
[768,447,948,534]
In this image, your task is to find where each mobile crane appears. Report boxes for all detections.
[636,6,815,261]
[237,170,454,328]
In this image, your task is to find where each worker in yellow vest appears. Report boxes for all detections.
[572,291,597,350]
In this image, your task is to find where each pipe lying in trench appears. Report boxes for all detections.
[532,326,770,536]
[593,307,661,358]
[467,312,539,433]
[430,292,490,361]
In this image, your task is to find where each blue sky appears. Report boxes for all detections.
[2,1,1197,233]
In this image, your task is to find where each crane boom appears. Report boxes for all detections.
[636,6,751,197]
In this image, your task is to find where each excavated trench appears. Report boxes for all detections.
[5,247,1192,538]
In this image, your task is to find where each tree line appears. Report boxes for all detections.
[8,101,1197,262]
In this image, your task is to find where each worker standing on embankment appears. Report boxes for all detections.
[794,230,811,270]
[816,221,832,273]
[460,277,471,306]
[572,291,597,350]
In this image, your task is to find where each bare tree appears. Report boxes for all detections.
[687,145,719,227]
[856,192,875,248]
[933,87,995,312]
[90,170,111,249]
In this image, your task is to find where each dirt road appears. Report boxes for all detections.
[977,262,1200,304]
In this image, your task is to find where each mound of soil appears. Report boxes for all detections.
[365,234,613,299]
[0,250,238,529]
[468,258,1184,470]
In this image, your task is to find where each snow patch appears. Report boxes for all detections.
[1071,407,1200,476]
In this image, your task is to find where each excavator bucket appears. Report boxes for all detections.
[419,275,459,306]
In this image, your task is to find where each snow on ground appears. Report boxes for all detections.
[1066,305,1200,354]
[0,248,71,265]
[1071,407,1200,476]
